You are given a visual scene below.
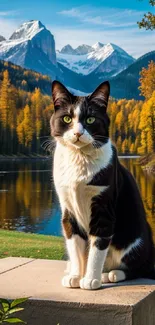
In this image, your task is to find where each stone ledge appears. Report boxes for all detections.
[0,257,155,325]
[0,257,34,274]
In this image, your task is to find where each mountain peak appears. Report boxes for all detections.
[105,43,135,59]
[60,44,93,55]
[60,44,75,55]
[75,44,92,55]
[9,20,45,41]
[92,42,104,51]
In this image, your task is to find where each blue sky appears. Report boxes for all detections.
[0,0,155,57]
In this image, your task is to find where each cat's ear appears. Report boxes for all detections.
[52,81,73,109]
[88,81,110,110]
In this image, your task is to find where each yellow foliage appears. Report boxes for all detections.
[139,61,155,99]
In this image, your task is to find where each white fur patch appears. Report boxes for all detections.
[80,238,109,290]
[75,104,81,119]
[73,122,84,136]
[85,242,108,280]
[53,139,112,232]
[108,270,126,283]
[66,235,86,276]
[62,234,86,288]
[63,127,93,148]
[104,238,143,272]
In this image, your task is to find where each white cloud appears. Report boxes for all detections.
[58,8,81,18]
[0,10,20,17]
[58,6,145,28]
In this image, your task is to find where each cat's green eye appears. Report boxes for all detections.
[86,117,96,124]
[63,116,72,124]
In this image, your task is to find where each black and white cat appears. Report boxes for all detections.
[51,80,155,290]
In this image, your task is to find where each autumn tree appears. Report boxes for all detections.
[122,139,128,154]
[17,110,25,147]
[139,61,155,99]
[0,70,10,128]
[116,136,122,153]
[138,0,155,30]
[139,91,155,153]
[17,104,34,153]
[0,70,18,154]
[23,104,34,147]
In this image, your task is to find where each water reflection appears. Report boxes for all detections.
[0,158,154,242]
[0,159,61,235]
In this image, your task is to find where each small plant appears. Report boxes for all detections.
[0,298,28,324]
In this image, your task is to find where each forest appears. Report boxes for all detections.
[0,61,154,156]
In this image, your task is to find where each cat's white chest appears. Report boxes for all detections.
[53,142,112,232]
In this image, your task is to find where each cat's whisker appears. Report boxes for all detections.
[41,139,56,152]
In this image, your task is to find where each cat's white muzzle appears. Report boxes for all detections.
[63,130,94,149]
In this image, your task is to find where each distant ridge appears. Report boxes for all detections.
[110,50,155,99]
[0,20,154,99]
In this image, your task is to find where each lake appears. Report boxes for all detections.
[0,158,154,243]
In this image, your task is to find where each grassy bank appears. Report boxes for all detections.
[0,230,65,260]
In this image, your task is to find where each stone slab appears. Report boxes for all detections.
[0,257,34,274]
[0,257,155,325]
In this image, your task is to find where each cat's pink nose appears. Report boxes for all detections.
[74,132,83,138]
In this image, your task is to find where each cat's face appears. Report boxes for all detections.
[50,81,110,150]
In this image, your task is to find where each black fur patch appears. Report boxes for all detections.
[88,146,155,278]
[94,237,111,250]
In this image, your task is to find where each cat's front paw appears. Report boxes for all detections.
[80,277,101,290]
[62,275,80,288]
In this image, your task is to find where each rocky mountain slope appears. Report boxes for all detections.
[0,20,61,80]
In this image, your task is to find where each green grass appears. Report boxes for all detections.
[0,230,65,260]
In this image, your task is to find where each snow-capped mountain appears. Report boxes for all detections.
[0,20,61,80]
[60,44,93,55]
[57,42,135,76]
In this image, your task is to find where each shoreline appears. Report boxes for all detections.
[0,155,52,161]
[0,154,141,161]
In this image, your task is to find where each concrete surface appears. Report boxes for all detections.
[0,257,155,325]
